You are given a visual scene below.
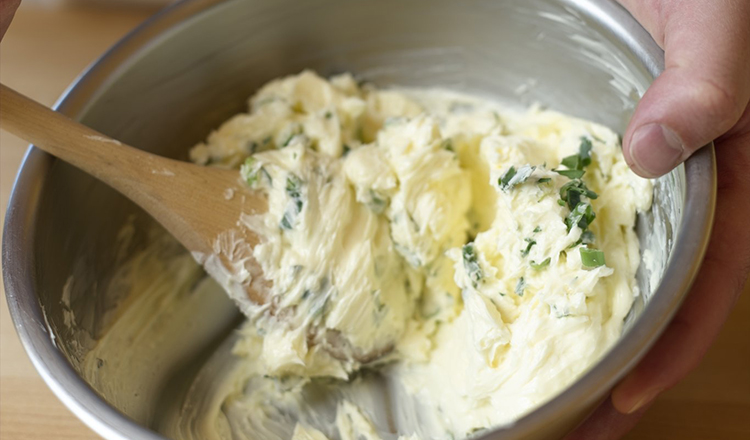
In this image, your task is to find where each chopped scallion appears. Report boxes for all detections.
[530,257,551,270]
[521,237,536,257]
[580,247,606,268]
[554,169,585,179]
[499,165,536,191]
[565,202,596,232]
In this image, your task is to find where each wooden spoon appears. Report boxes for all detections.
[0,84,269,309]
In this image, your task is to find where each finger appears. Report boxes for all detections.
[0,0,22,41]
[611,129,750,414]
[618,0,750,177]
[564,398,650,440]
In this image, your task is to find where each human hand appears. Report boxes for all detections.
[567,0,750,438]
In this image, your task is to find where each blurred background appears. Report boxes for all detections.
[22,0,173,7]
[0,1,748,439]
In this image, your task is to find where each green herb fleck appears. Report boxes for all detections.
[280,124,303,148]
[537,177,552,184]
[280,216,292,230]
[462,243,483,288]
[499,166,517,188]
[559,179,598,210]
[580,247,606,268]
[242,158,272,187]
[243,157,258,186]
[281,134,295,148]
[565,202,596,232]
[286,175,302,205]
[441,138,454,152]
[554,168,585,179]
[533,226,542,233]
[561,154,582,170]
[311,297,329,319]
[530,257,551,270]
[579,137,593,166]
[261,168,272,184]
[367,190,387,214]
[280,174,304,230]
[515,277,526,296]
[554,137,594,179]
[342,144,351,156]
[499,165,536,191]
[521,237,536,257]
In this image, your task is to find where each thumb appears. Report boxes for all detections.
[621,0,750,178]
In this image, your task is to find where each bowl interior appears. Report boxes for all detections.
[7,1,696,439]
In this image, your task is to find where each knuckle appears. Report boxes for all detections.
[691,78,745,130]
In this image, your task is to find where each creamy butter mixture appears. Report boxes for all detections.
[83,71,651,440]
[185,71,652,438]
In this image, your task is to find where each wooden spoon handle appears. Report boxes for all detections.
[0,83,169,189]
[0,84,262,255]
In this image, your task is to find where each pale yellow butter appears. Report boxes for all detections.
[185,70,652,439]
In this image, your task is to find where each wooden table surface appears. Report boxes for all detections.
[1,3,749,440]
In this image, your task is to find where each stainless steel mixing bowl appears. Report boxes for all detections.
[2,0,716,439]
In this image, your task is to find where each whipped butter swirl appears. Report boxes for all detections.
[85,71,652,440]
